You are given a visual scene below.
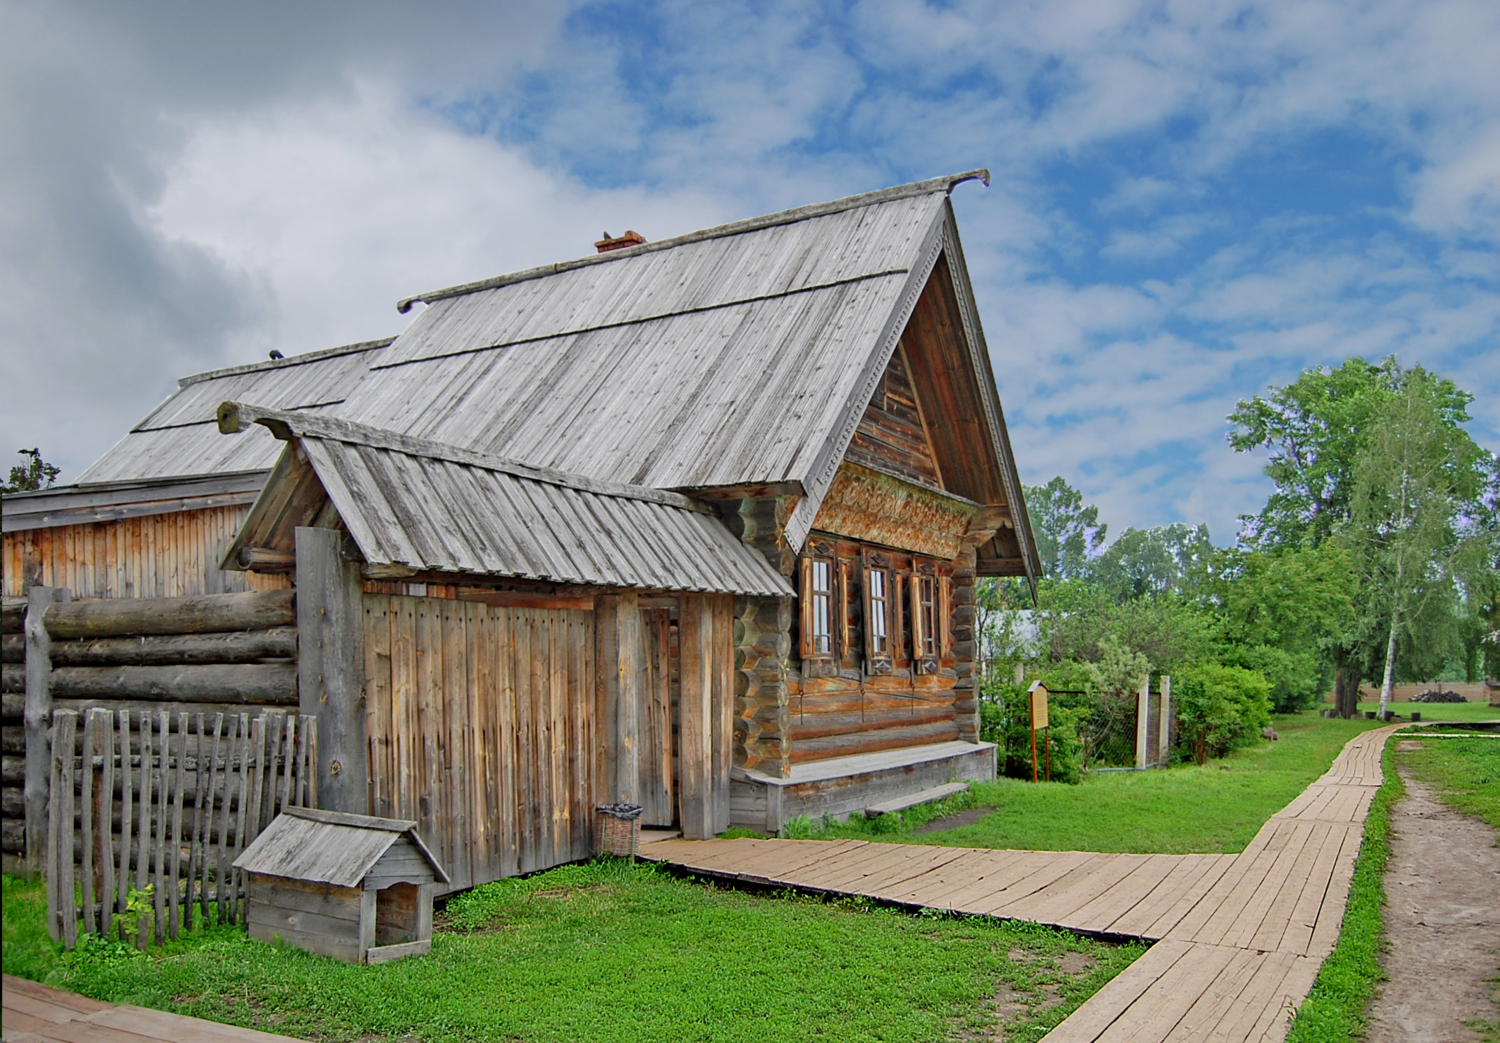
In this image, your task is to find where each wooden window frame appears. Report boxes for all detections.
[911,560,942,675]
[861,548,894,675]
[799,550,836,661]
[837,557,856,665]
[891,570,911,669]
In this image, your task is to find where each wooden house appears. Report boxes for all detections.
[234,806,448,964]
[5,171,1040,886]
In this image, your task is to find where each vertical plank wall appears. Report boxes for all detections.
[3,506,291,599]
[363,594,598,892]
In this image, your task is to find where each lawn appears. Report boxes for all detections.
[1395,731,1500,829]
[785,711,1388,854]
[1356,698,1499,724]
[2,859,1142,1043]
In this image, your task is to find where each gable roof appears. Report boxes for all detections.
[64,172,1039,583]
[77,338,391,485]
[219,402,792,597]
[233,806,448,887]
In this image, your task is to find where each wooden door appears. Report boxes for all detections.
[636,608,674,825]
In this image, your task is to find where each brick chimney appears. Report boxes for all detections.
[594,230,648,254]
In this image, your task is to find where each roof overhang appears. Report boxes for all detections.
[2,472,268,534]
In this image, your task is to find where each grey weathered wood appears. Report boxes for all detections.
[55,710,79,947]
[168,713,188,938]
[295,527,367,814]
[231,712,250,923]
[50,663,297,703]
[79,709,100,936]
[2,633,23,662]
[98,709,115,937]
[284,805,417,833]
[48,629,298,667]
[1158,675,1172,765]
[864,781,969,817]
[1136,679,1150,771]
[45,590,295,639]
[2,599,26,634]
[186,714,206,929]
[115,710,132,929]
[678,595,713,840]
[366,938,431,964]
[595,593,641,805]
[134,712,153,947]
[152,711,168,945]
[25,586,69,869]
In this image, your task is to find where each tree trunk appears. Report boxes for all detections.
[1378,608,1400,719]
[1334,659,1360,719]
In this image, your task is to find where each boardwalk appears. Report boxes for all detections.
[1,974,306,1043]
[643,724,1401,1043]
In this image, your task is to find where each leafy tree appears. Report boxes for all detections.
[1023,477,1107,579]
[1229,357,1494,715]
[1209,544,1359,710]
[2,448,61,494]
[1036,579,1218,678]
[1341,369,1499,716]
[1173,664,1272,764]
[1088,523,1214,601]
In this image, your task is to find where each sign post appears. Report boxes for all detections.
[1028,681,1050,783]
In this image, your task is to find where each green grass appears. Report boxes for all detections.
[1284,736,1401,1042]
[1356,698,1499,723]
[787,712,1386,854]
[1398,733,1500,829]
[3,859,1143,1043]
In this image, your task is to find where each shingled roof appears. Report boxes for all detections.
[61,172,1040,580]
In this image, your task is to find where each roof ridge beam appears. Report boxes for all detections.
[396,170,990,313]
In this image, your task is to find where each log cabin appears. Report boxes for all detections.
[3,171,1039,887]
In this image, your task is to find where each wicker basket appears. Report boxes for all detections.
[595,803,644,858]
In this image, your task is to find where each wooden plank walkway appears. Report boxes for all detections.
[643,724,1402,1043]
[1,974,307,1043]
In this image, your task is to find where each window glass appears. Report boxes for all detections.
[810,558,832,655]
[868,568,889,655]
[918,575,938,657]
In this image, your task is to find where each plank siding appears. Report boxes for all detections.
[362,594,597,891]
[844,343,942,488]
[3,507,289,600]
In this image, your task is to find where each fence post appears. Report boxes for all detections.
[1157,676,1172,766]
[24,585,69,871]
[296,528,367,814]
[1135,678,1150,770]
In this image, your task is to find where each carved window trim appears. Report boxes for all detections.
[799,547,836,661]
[891,570,911,668]
[911,558,945,675]
[861,548,894,675]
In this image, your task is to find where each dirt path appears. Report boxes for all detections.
[1364,762,1500,1042]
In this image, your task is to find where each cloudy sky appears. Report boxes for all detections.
[4,0,1497,544]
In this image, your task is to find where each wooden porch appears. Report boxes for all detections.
[646,725,1401,1042]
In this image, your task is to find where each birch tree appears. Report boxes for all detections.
[1344,369,1495,717]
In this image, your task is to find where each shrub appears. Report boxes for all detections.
[978,677,1084,784]
[1173,663,1273,764]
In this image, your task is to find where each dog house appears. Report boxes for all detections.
[234,807,449,964]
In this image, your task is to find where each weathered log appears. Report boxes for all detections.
[45,589,295,639]
[1,725,22,754]
[26,586,67,870]
[237,547,296,572]
[1,818,22,854]
[1,600,24,634]
[2,693,21,719]
[2,633,23,663]
[295,528,365,814]
[1,786,20,818]
[50,663,297,704]
[49,628,297,667]
[1,756,20,785]
[2,663,21,693]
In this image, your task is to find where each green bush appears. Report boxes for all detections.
[1173,663,1273,763]
[1225,642,1327,713]
[978,677,1084,784]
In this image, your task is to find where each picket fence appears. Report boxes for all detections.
[46,707,316,950]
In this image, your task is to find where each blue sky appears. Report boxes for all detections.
[3,0,1497,544]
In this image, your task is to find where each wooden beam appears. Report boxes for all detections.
[1136,678,1151,771]
[677,595,713,840]
[296,527,368,814]
[24,586,69,870]
[45,590,295,639]
[594,593,641,805]
[48,628,297,666]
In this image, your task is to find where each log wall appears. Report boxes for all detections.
[3,588,299,870]
[2,506,290,599]
[789,535,963,765]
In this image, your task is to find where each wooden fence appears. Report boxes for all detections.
[46,707,315,950]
